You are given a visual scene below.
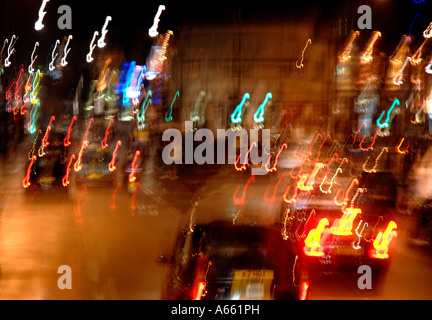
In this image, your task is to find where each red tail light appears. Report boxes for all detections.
[304,218,329,257]
[194,281,206,300]
[369,221,397,259]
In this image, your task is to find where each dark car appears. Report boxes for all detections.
[160,220,307,300]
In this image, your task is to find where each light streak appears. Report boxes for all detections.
[4,35,18,68]
[28,42,39,74]
[27,101,40,134]
[376,99,400,128]
[86,31,99,63]
[231,93,250,124]
[149,5,166,37]
[360,31,381,64]
[108,140,122,172]
[128,150,141,183]
[424,21,432,38]
[5,64,24,101]
[122,61,136,106]
[267,143,288,172]
[137,90,152,126]
[352,122,367,146]
[330,207,361,236]
[62,154,75,187]
[110,182,121,210]
[408,13,421,37]
[97,16,112,48]
[333,178,359,207]
[159,30,173,61]
[234,142,257,171]
[253,92,272,124]
[395,138,409,154]
[23,155,37,188]
[320,167,342,194]
[338,31,360,63]
[63,116,76,147]
[30,69,43,103]
[362,147,388,173]
[60,35,73,67]
[369,221,397,259]
[48,40,60,72]
[352,220,368,250]
[34,0,49,31]
[296,39,311,68]
[359,127,381,152]
[304,218,329,257]
[393,57,411,85]
[263,174,285,203]
[411,38,429,66]
[38,116,55,157]
[74,118,94,172]
[233,175,255,206]
[101,118,114,149]
[165,91,179,122]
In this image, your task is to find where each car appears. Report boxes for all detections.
[160,194,307,300]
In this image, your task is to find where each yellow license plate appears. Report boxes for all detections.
[87,173,103,180]
[231,270,274,300]
[334,246,364,256]
[39,177,55,183]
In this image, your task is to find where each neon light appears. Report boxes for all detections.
[231,93,250,124]
[296,39,311,68]
[23,155,37,188]
[60,35,72,67]
[330,208,361,236]
[108,140,122,172]
[165,91,179,122]
[4,35,18,68]
[62,154,76,187]
[149,5,166,37]
[86,31,99,63]
[101,118,114,149]
[35,0,49,30]
[63,116,76,147]
[304,218,329,257]
[395,138,409,154]
[97,16,112,48]
[129,150,141,183]
[369,221,397,259]
[338,31,360,63]
[376,99,400,128]
[48,40,60,72]
[233,175,255,206]
[28,42,39,74]
[360,31,381,64]
[253,92,272,123]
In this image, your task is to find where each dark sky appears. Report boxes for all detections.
[2,0,432,69]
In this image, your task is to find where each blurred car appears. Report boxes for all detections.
[358,170,399,209]
[160,194,307,300]
[72,144,116,187]
[23,135,68,193]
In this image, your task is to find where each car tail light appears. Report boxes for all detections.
[299,281,309,300]
[194,281,206,300]
[304,218,329,257]
[369,221,397,259]
[330,208,361,236]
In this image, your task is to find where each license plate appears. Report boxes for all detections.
[39,177,55,183]
[334,246,364,256]
[87,173,103,180]
[231,270,273,300]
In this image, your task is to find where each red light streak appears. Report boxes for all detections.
[38,116,55,156]
[129,150,141,183]
[63,116,76,147]
[23,155,37,188]
[109,140,122,172]
[333,178,359,207]
[194,281,206,300]
[74,118,94,172]
[300,281,309,300]
[263,174,285,203]
[101,118,114,149]
[359,127,381,152]
[233,175,255,205]
[352,122,367,146]
[395,138,409,154]
[234,142,257,171]
[62,154,76,187]
[110,182,121,210]
[267,143,288,172]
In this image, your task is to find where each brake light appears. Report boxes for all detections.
[194,281,206,300]
[299,281,309,300]
[330,208,361,236]
[369,221,397,259]
[304,218,329,257]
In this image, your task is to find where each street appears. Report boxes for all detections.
[0,140,432,300]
